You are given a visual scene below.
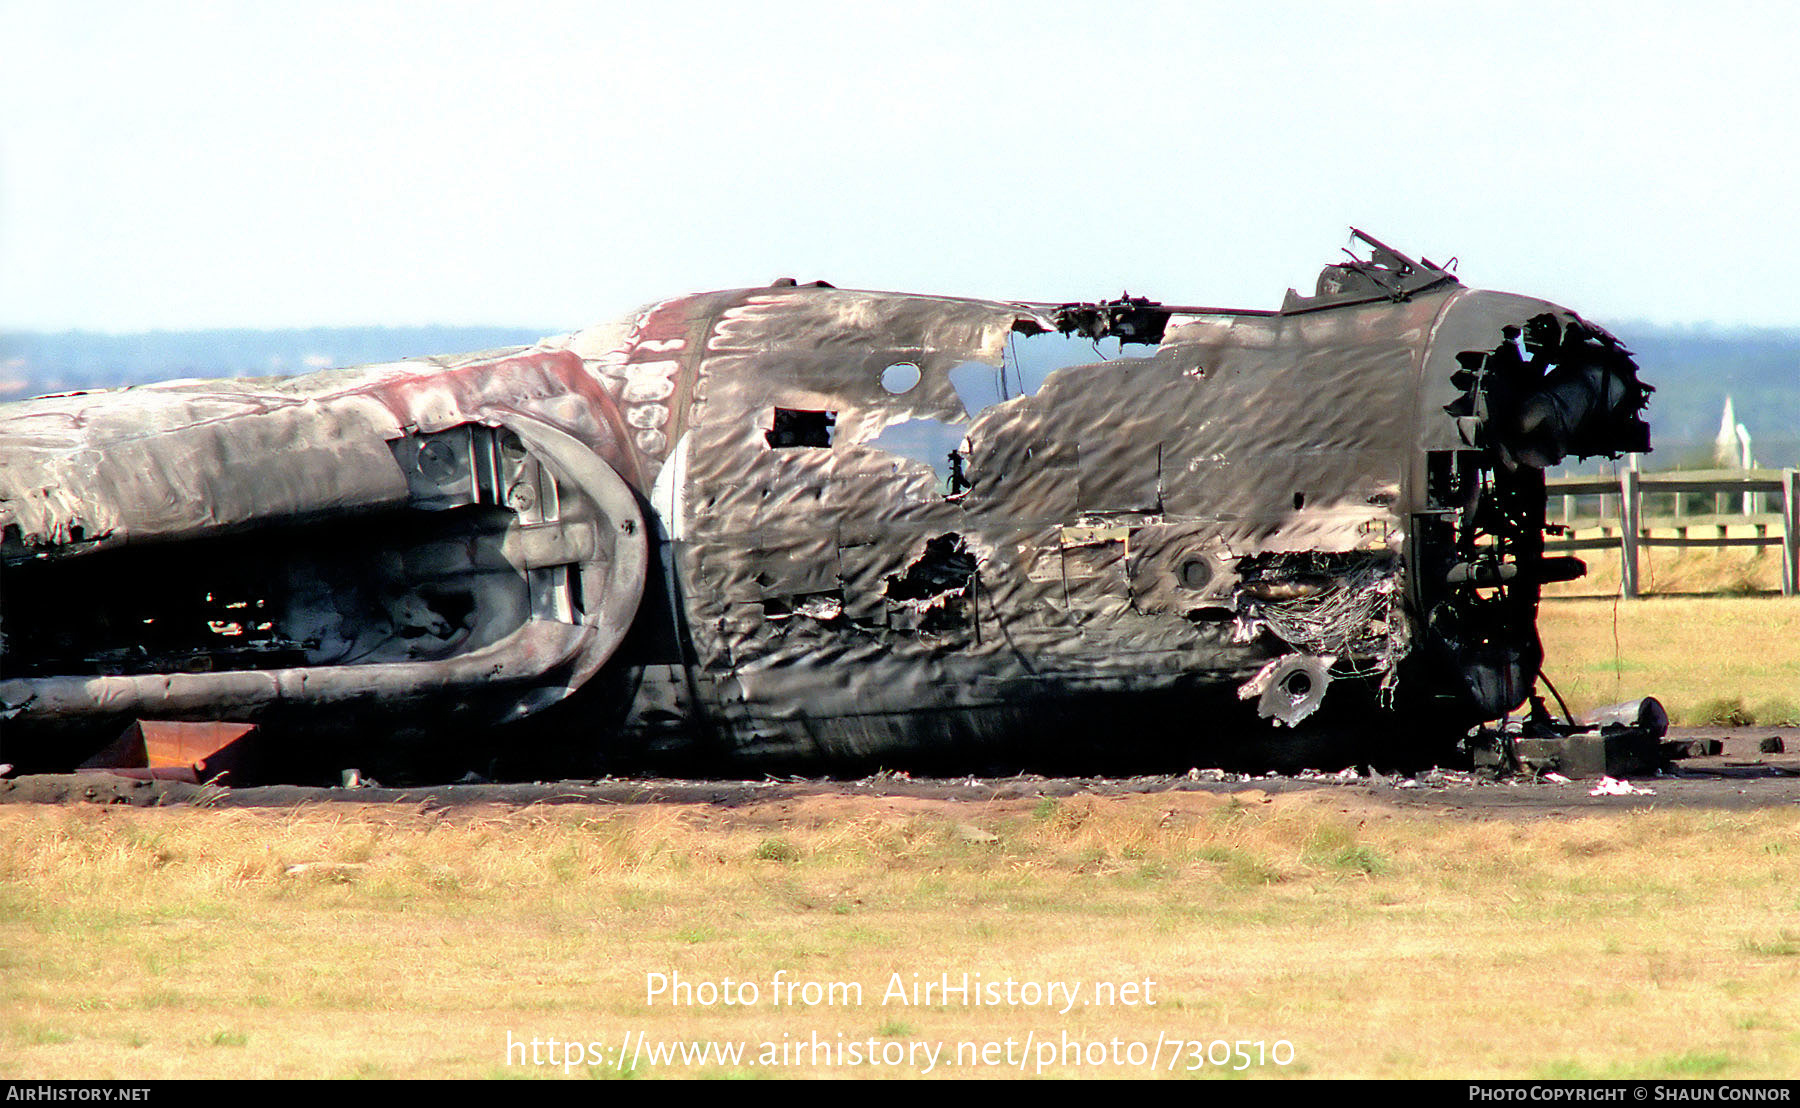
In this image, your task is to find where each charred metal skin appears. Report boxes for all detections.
[0,235,1651,776]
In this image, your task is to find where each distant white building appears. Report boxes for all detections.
[1714,396,1757,513]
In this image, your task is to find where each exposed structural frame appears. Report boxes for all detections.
[0,232,1654,776]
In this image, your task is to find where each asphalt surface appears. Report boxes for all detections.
[4,727,1795,819]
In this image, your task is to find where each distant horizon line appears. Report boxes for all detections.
[1,323,561,338]
[8,318,1800,339]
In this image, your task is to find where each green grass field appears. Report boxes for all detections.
[5,594,1797,1079]
[5,792,1800,1080]
[1538,596,1800,724]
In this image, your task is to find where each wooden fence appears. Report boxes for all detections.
[1543,467,1798,598]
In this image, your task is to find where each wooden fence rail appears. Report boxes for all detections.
[1543,467,1798,598]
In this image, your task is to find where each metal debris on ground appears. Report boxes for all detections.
[1477,696,1672,780]
[1410,768,1489,789]
[1293,767,1364,783]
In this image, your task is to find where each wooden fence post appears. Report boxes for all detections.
[1783,468,1798,598]
[1620,467,1640,598]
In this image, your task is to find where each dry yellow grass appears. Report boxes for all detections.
[1545,543,1787,599]
[5,794,1800,1079]
[1537,596,1800,722]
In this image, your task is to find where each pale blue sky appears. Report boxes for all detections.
[4,1,1799,331]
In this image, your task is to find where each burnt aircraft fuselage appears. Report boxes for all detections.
[0,241,1651,775]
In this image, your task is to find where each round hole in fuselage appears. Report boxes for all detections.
[881,362,922,394]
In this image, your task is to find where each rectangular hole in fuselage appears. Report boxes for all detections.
[767,408,835,448]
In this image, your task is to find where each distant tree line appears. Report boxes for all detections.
[0,326,551,401]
